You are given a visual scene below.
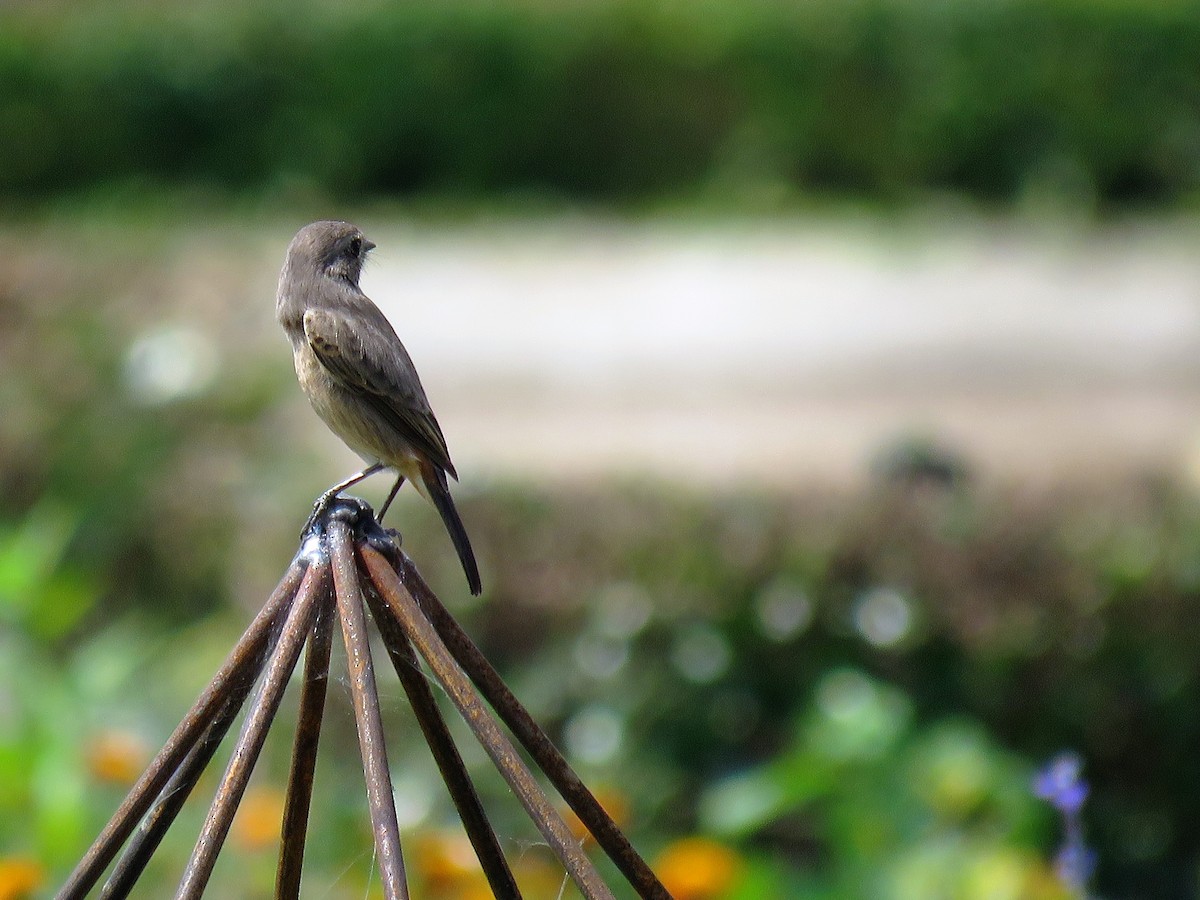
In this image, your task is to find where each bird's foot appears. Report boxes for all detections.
[300,488,342,541]
[299,493,400,555]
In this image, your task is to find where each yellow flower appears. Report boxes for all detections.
[1022,861,1077,900]
[0,857,44,900]
[86,730,147,786]
[413,830,482,890]
[654,836,742,900]
[412,830,592,899]
[562,786,631,847]
[231,785,285,852]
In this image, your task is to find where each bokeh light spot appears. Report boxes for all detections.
[573,633,630,680]
[754,578,813,642]
[563,705,624,765]
[853,585,914,648]
[124,325,217,405]
[671,624,731,684]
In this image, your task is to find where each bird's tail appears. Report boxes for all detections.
[421,462,482,596]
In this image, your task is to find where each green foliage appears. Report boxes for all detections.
[2,0,1199,208]
[1,215,1195,894]
[0,501,93,640]
[426,480,1200,896]
[701,695,1057,899]
[5,467,1199,895]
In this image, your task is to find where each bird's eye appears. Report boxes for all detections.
[349,236,362,257]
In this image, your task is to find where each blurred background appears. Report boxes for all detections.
[2,1,1199,897]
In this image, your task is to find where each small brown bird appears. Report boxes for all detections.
[277,220,481,595]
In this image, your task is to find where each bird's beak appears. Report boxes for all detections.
[363,239,377,252]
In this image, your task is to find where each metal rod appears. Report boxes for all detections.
[57,561,309,900]
[360,547,615,900]
[275,594,336,900]
[328,520,409,900]
[362,581,522,900]
[384,548,669,899]
[100,691,250,899]
[175,563,325,899]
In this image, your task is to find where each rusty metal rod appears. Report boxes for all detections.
[361,546,615,900]
[175,563,325,899]
[386,549,669,900]
[362,580,522,900]
[100,691,250,899]
[57,560,309,900]
[329,520,409,900]
[275,595,336,900]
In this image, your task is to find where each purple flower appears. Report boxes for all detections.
[1034,752,1089,815]
[1055,842,1098,891]
[1034,751,1095,895]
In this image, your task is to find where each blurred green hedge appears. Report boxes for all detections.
[2,0,1199,207]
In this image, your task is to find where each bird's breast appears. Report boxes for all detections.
[293,344,420,472]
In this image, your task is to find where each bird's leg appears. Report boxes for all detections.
[377,475,406,523]
[302,463,386,537]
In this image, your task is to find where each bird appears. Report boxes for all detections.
[276,220,481,595]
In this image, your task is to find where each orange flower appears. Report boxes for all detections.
[562,786,631,846]
[412,830,482,889]
[412,830,577,899]
[0,856,44,900]
[654,836,742,900]
[86,730,147,786]
[231,785,285,852]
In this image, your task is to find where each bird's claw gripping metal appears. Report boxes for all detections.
[299,494,402,562]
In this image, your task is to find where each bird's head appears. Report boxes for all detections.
[284,220,376,288]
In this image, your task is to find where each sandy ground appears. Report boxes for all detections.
[308,212,1200,490]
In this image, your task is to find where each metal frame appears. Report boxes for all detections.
[56,498,670,899]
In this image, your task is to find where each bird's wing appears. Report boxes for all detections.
[303,306,457,478]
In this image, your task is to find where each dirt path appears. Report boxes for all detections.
[339,213,1200,488]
